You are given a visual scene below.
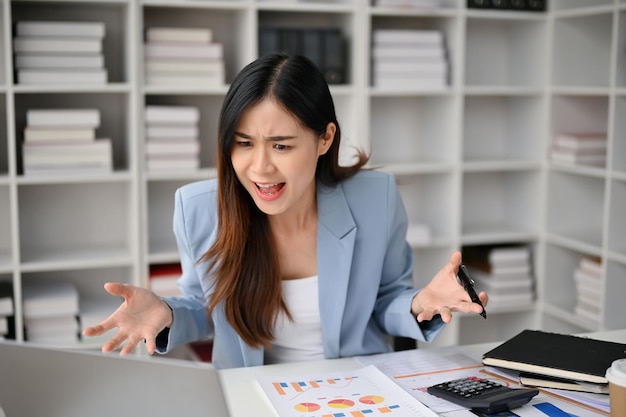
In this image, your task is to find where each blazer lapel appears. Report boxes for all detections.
[317,182,356,358]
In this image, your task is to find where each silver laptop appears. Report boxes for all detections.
[0,340,229,417]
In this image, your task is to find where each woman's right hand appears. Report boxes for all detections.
[82,282,173,355]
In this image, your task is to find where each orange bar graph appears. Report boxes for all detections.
[272,382,286,396]
[378,406,392,413]
[290,382,303,392]
[350,411,365,417]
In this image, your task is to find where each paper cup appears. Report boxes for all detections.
[606,358,626,417]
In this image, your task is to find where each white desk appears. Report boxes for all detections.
[218,329,626,417]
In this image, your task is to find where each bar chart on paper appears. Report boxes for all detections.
[258,365,439,417]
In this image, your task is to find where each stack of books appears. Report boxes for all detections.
[143,27,224,88]
[13,20,107,85]
[144,105,201,171]
[22,281,80,345]
[371,29,448,90]
[21,108,112,176]
[464,245,534,310]
[149,263,183,297]
[483,330,617,394]
[0,281,14,340]
[549,133,607,167]
[573,256,603,323]
[78,296,120,345]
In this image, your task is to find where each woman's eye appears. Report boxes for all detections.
[236,141,252,148]
[274,144,289,151]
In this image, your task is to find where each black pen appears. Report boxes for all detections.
[457,264,487,319]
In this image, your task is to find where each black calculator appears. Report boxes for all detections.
[427,376,539,414]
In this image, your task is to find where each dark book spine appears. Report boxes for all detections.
[301,29,323,73]
[279,28,302,56]
[259,27,280,58]
[322,28,345,85]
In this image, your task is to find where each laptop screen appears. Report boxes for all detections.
[0,341,229,417]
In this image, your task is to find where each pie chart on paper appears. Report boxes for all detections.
[327,398,355,408]
[294,402,321,412]
[360,395,385,404]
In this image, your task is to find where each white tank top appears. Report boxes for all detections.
[263,276,324,365]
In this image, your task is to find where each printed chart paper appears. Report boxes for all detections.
[258,364,439,417]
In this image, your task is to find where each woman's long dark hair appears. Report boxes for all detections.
[201,54,368,348]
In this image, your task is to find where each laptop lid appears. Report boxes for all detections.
[0,340,229,417]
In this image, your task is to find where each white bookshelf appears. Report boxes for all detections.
[0,0,624,351]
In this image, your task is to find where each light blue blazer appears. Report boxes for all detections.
[157,170,444,369]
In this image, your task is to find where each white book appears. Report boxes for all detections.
[25,315,79,334]
[474,277,533,292]
[23,153,112,166]
[144,43,223,59]
[554,133,607,149]
[24,127,96,143]
[373,75,446,89]
[375,0,440,6]
[22,282,80,319]
[145,105,200,125]
[373,59,447,74]
[15,53,104,69]
[406,223,431,246]
[489,246,530,265]
[577,291,602,307]
[26,108,100,128]
[145,73,224,88]
[23,138,111,155]
[574,304,601,323]
[146,157,200,171]
[579,256,603,279]
[0,298,12,316]
[550,144,606,157]
[146,27,213,44]
[371,45,444,59]
[13,37,103,53]
[24,163,112,176]
[146,140,200,156]
[17,69,107,85]
[144,59,224,74]
[146,125,198,140]
[150,276,184,297]
[466,265,532,283]
[16,21,105,38]
[27,332,79,344]
[485,292,534,310]
[551,150,606,166]
[574,269,603,295]
[373,29,443,45]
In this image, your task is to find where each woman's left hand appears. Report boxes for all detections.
[411,251,488,323]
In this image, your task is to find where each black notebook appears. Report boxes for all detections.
[482,330,626,384]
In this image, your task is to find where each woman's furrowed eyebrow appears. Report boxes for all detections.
[234,131,297,142]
